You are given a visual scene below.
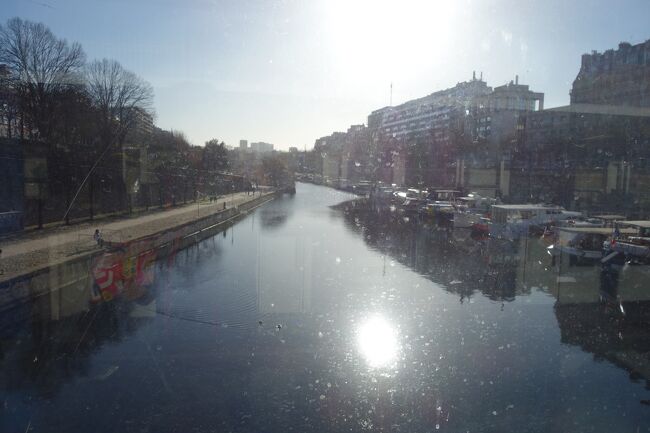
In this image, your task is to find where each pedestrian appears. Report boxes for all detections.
[93,229,104,247]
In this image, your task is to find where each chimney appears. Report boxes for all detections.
[515,75,519,85]
[473,70,476,80]
[480,71,483,80]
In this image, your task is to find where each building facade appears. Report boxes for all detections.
[458,77,545,197]
[369,73,492,139]
[251,142,274,153]
[571,39,650,107]
[513,104,650,214]
[366,73,543,190]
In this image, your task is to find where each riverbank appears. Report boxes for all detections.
[0,190,278,311]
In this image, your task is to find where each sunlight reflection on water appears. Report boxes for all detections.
[357,315,399,368]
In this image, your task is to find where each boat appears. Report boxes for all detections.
[471,217,490,240]
[550,226,636,265]
[369,185,395,208]
[400,197,425,215]
[602,220,650,267]
[452,193,496,229]
[489,204,566,239]
[591,214,626,228]
[392,188,419,203]
[352,180,373,195]
[420,201,455,225]
[426,189,460,202]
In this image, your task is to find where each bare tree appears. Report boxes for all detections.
[0,17,85,142]
[73,58,154,216]
[85,58,154,147]
[0,64,20,138]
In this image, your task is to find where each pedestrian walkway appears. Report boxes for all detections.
[0,190,269,281]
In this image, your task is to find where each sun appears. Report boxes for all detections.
[322,0,457,89]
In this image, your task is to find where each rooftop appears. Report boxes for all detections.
[558,227,636,234]
[546,104,650,117]
[619,220,650,228]
[492,204,563,210]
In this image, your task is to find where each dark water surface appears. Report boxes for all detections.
[2,183,649,432]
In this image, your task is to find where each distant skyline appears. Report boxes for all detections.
[3,0,650,149]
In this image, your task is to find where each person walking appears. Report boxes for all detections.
[93,229,104,247]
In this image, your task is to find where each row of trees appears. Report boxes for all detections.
[0,17,232,228]
[0,18,153,150]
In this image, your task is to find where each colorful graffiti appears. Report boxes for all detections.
[91,241,160,303]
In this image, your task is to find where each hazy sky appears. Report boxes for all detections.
[3,0,650,149]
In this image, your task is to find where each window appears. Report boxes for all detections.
[1,4,649,433]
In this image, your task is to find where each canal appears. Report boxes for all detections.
[1,182,649,432]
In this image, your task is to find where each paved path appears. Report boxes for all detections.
[0,191,269,281]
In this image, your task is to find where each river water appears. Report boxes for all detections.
[1,182,649,432]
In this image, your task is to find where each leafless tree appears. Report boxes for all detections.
[85,58,154,148]
[72,58,154,218]
[0,64,21,138]
[0,17,85,142]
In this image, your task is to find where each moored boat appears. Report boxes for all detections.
[489,204,566,240]
[550,226,636,265]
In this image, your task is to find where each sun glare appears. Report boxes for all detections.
[357,315,399,368]
[324,0,456,87]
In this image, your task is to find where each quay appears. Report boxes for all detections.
[0,190,279,313]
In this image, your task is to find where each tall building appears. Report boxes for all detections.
[250,142,274,153]
[369,72,492,139]
[466,76,545,154]
[124,107,154,141]
[239,139,248,149]
[571,39,650,107]
[366,73,543,189]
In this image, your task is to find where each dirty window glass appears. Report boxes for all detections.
[1,1,650,432]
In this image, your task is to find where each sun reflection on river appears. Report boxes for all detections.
[357,315,399,368]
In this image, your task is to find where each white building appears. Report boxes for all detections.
[368,73,492,139]
[251,142,274,153]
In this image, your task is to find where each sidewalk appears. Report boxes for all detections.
[0,191,268,281]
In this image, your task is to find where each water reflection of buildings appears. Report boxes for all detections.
[340,197,650,387]
[544,228,650,383]
[554,267,650,384]
[337,199,558,302]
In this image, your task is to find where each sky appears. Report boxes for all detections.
[2,0,650,149]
